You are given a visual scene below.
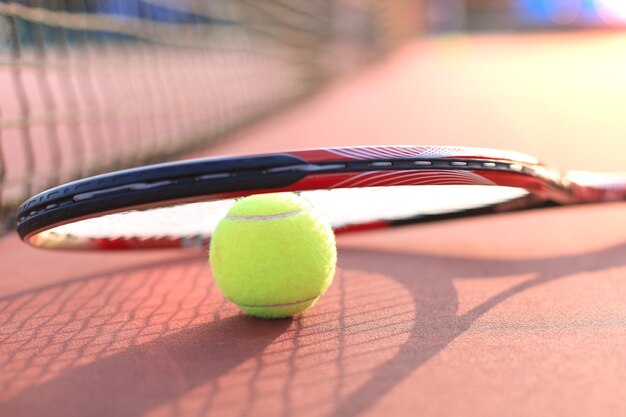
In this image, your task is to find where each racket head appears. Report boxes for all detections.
[15,145,594,250]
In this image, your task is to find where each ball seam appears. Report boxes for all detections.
[232,294,319,308]
[225,208,307,221]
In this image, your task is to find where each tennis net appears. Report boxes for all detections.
[0,0,421,234]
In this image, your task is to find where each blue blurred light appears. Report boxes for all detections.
[516,0,603,25]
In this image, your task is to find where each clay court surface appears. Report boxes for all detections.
[2,33,626,416]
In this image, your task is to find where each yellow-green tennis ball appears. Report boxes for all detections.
[209,193,337,319]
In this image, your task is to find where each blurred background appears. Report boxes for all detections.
[2,0,626,235]
[433,0,626,31]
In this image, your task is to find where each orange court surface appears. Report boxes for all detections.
[2,33,626,417]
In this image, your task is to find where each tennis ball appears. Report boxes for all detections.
[209,193,337,319]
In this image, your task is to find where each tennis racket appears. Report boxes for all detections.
[16,145,626,250]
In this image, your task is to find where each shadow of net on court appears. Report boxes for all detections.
[0,253,416,417]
